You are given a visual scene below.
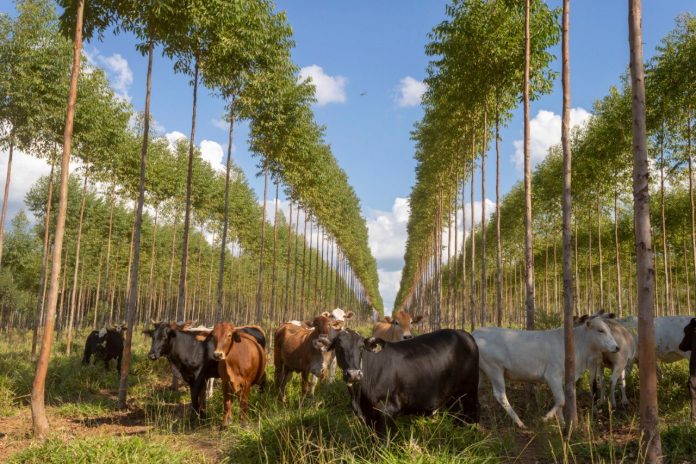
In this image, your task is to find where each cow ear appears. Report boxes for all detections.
[364,337,385,353]
[607,313,616,319]
[578,315,589,324]
[232,330,242,343]
[345,311,354,319]
[321,311,331,318]
[142,329,154,338]
[383,316,392,324]
[412,315,424,324]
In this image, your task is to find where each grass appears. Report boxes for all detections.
[1,327,695,463]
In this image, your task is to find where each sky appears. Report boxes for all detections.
[1,0,694,311]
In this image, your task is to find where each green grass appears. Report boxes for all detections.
[1,327,696,463]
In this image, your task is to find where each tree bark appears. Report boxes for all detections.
[561,0,577,431]
[660,128,670,314]
[31,0,84,438]
[495,107,502,326]
[216,101,235,322]
[271,182,280,322]
[481,112,487,326]
[118,41,153,409]
[524,0,535,330]
[255,164,269,322]
[629,0,662,459]
[470,137,476,330]
[0,132,15,268]
[177,57,199,320]
[66,172,89,355]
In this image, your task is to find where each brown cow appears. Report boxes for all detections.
[210,322,266,426]
[273,315,334,401]
[372,309,423,342]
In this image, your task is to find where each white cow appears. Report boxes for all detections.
[618,315,693,363]
[473,317,619,428]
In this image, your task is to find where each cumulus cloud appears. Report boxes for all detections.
[512,107,592,172]
[298,65,347,106]
[395,76,427,107]
[200,140,225,173]
[85,48,133,102]
[165,131,187,152]
[378,269,402,313]
[211,118,229,131]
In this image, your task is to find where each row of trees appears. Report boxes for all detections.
[0,0,382,438]
[396,0,687,460]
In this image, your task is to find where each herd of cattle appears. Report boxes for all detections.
[82,308,696,435]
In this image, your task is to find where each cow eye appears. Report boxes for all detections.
[598,329,605,334]
[227,333,232,338]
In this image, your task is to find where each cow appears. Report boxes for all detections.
[579,313,637,409]
[617,315,693,363]
[372,309,423,342]
[678,318,696,422]
[327,328,479,436]
[473,316,619,428]
[144,321,220,415]
[273,315,334,401]
[210,322,267,426]
[82,326,126,373]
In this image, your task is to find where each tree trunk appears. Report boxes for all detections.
[31,155,56,360]
[216,102,235,322]
[470,138,476,331]
[629,1,662,459]
[177,57,199,320]
[256,164,268,322]
[495,106,503,326]
[615,190,624,315]
[283,200,293,321]
[271,182,280,322]
[687,109,696,311]
[118,42,153,409]
[597,198,605,310]
[524,0,535,330]
[561,0,577,430]
[481,111,487,326]
[0,131,15,268]
[66,172,89,355]
[461,166,467,329]
[292,206,300,316]
[31,0,84,438]
[660,129,670,314]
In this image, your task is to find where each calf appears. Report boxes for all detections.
[473,317,619,428]
[273,315,334,401]
[144,321,219,414]
[328,329,479,436]
[372,309,423,342]
[210,323,267,426]
[581,313,637,408]
[82,326,125,373]
[678,318,696,422]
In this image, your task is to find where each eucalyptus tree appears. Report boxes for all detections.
[31,0,85,439]
[629,0,662,460]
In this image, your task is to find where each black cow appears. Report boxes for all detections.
[144,322,266,414]
[328,328,479,436]
[82,327,125,373]
[678,318,696,422]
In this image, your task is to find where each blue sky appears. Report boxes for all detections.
[1,0,694,310]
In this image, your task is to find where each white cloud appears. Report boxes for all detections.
[165,131,187,152]
[396,76,427,107]
[298,65,347,106]
[367,197,410,266]
[512,107,592,172]
[200,140,226,173]
[84,48,133,102]
[211,118,229,131]
[378,269,402,314]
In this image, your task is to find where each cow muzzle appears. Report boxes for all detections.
[402,334,413,340]
[213,351,225,361]
[345,369,363,384]
[312,336,331,352]
[610,344,620,353]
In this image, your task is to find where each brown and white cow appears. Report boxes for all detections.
[273,315,334,401]
[372,309,423,342]
[210,322,267,426]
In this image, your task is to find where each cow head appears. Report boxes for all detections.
[309,315,334,353]
[210,322,243,361]
[678,318,696,353]
[392,310,423,340]
[145,322,176,360]
[584,317,619,354]
[328,330,386,385]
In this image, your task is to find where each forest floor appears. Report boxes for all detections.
[1,328,695,463]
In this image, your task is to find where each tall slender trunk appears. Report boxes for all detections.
[685,240,691,313]
[283,199,293,321]
[31,155,56,359]
[31,0,84,438]
[629,1,662,459]
[0,131,15,267]
[597,198,605,309]
[660,130,670,314]
[271,182,279,322]
[470,137,476,330]
[495,105,502,326]
[66,172,89,355]
[461,165,467,329]
[177,56,199,320]
[300,213,309,318]
[93,251,103,328]
[615,190,623,315]
[216,101,235,321]
[292,206,300,315]
[481,112,487,326]
[146,208,159,321]
[523,0,535,330]
[561,0,577,430]
[118,42,153,409]
[256,164,268,322]
[687,109,696,311]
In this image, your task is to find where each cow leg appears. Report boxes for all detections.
[688,375,696,422]
[116,354,122,374]
[327,353,337,384]
[616,366,629,408]
[480,364,526,429]
[276,367,289,402]
[257,371,267,393]
[609,366,621,409]
[206,378,215,400]
[239,383,251,420]
[308,374,319,397]
[221,381,233,428]
[542,376,565,426]
[300,372,309,397]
